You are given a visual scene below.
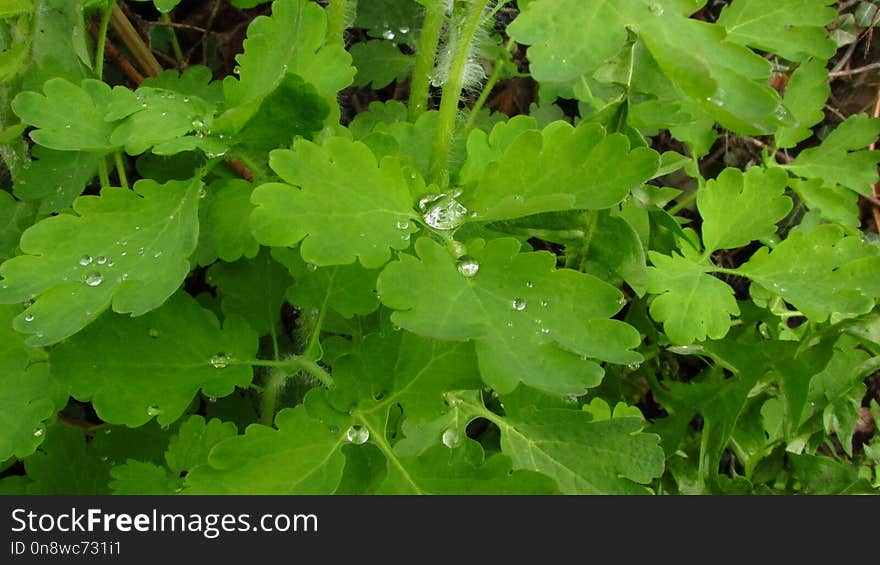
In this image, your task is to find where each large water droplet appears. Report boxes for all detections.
[396,219,410,230]
[382,29,396,40]
[423,199,468,230]
[345,425,370,444]
[24,314,35,322]
[96,256,108,265]
[79,255,93,266]
[512,298,527,311]
[33,427,44,437]
[457,258,480,278]
[441,428,461,449]
[84,272,103,287]
[147,405,161,416]
[210,353,230,369]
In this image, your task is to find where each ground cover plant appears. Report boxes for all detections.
[0,0,879,495]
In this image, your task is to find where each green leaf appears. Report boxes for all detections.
[697,167,792,253]
[739,225,880,321]
[165,415,238,475]
[0,190,34,263]
[21,423,111,494]
[0,0,32,18]
[646,250,740,344]
[464,121,659,221]
[20,0,92,91]
[13,146,99,214]
[452,392,665,494]
[789,453,876,494]
[12,78,117,152]
[50,291,257,427]
[195,179,260,265]
[378,237,641,395]
[207,248,292,336]
[786,114,880,195]
[355,0,423,42]
[272,247,380,318]
[717,0,837,62]
[351,40,414,89]
[789,177,859,228]
[0,304,64,461]
[251,137,417,268]
[140,66,224,105]
[0,178,201,346]
[109,461,179,494]
[224,0,353,106]
[184,406,347,494]
[774,59,831,149]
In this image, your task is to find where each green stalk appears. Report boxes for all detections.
[97,157,111,190]
[325,0,349,47]
[408,0,447,122]
[260,368,287,426]
[113,152,128,190]
[94,0,115,79]
[429,0,490,186]
[161,13,185,64]
[243,357,334,388]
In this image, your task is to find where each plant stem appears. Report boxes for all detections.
[408,0,446,122]
[260,367,287,426]
[242,357,334,388]
[429,0,490,186]
[97,157,111,190]
[465,37,514,130]
[95,0,115,79]
[325,0,349,47]
[113,152,128,190]
[667,190,698,215]
[161,13,185,65]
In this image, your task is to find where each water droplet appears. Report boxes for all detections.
[512,298,527,311]
[134,225,141,231]
[198,187,207,199]
[345,425,370,444]
[148,328,160,338]
[137,247,145,255]
[55,185,63,193]
[441,428,461,449]
[210,353,230,369]
[457,258,480,277]
[423,199,468,230]
[79,255,93,266]
[153,251,163,258]
[208,396,217,403]
[183,97,191,103]
[396,219,410,230]
[191,118,205,130]
[649,3,664,16]
[627,362,641,371]
[24,314,35,322]
[64,124,72,129]
[104,428,112,435]
[84,272,103,287]
[147,405,161,416]
[382,29,396,40]
[307,263,318,271]
[400,27,409,34]
[540,299,549,308]
[33,427,44,437]
[120,251,127,257]
[540,327,550,335]
[96,256,107,265]
[525,281,534,288]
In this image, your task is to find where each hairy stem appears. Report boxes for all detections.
[465,37,514,130]
[94,0,115,79]
[325,0,349,47]
[260,368,288,427]
[408,0,447,122]
[243,357,334,389]
[429,0,490,187]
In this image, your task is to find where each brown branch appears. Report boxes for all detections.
[829,61,880,79]
[104,39,146,85]
[110,4,162,78]
[227,158,254,182]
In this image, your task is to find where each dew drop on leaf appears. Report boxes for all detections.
[24,314,35,322]
[84,272,103,287]
[147,405,161,416]
[96,256,107,265]
[345,425,370,444]
[382,29,396,40]
[540,299,549,307]
[424,199,468,230]
[396,219,410,230]
[210,353,230,369]
[79,255,93,266]
[33,427,44,437]
[649,3,664,15]
[525,281,534,288]
[512,298,527,311]
[441,428,461,449]
[457,258,480,277]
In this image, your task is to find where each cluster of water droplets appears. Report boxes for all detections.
[210,353,230,369]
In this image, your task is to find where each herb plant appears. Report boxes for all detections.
[1,0,879,495]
